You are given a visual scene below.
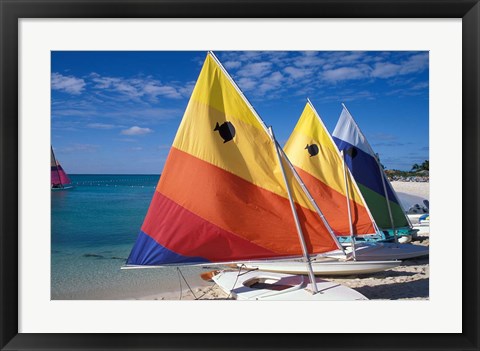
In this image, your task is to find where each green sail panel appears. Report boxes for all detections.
[357,184,409,229]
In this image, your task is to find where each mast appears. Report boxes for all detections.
[277,144,345,254]
[51,146,63,188]
[375,153,398,244]
[340,150,356,260]
[269,127,318,294]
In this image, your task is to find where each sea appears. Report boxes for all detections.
[51,174,213,300]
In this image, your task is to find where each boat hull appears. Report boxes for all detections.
[338,227,418,245]
[412,224,430,236]
[212,270,368,300]
[321,242,429,261]
[239,257,400,276]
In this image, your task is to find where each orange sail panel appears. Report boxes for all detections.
[284,103,377,237]
[127,54,338,266]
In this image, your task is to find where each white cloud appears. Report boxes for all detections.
[372,53,428,78]
[87,123,118,129]
[332,52,366,65]
[284,66,311,79]
[143,83,182,99]
[237,62,272,78]
[51,73,86,94]
[178,81,196,97]
[90,73,187,100]
[371,62,401,78]
[411,81,429,90]
[400,53,429,74]
[121,126,153,136]
[254,72,285,96]
[91,75,141,98]
[224,61,242,69]
[237,77,257,91]
[62,143,98,153]
[322,66,370,82]
[293,52,325,67]
[91,75,119,89]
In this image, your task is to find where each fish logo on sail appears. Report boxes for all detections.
[344,146,357,159]
[214,121,236,143]
[305,144,319,157]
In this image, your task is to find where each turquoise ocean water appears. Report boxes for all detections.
[51,174,212,300]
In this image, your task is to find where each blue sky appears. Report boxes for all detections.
[51,51,428,174]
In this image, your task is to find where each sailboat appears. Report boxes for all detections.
[123,52,375,300]
[51,146,73,190]
[332,104,421,243]
[239,101,427,268]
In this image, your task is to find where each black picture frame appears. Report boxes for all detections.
[1,1,478,350]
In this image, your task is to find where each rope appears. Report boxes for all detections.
[177,267,197,300]
[194,282,220,300]
[176,267,183,300]
[227,264,245,299]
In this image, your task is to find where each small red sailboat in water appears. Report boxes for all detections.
[51,146,73,190]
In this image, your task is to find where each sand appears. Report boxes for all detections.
[391,180,429,201]
[137,181,429,301]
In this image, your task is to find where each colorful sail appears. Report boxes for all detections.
[127,53,339,266]
[284,102,377,237]
[51,146,72,188]
[332,105,410,231]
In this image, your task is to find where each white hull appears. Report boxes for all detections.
[321,242,429,261]
[239,257,400,276]
[412,224,430,235]
[408,213,429,225]
[407,213,423,224]
[212,270,368,301]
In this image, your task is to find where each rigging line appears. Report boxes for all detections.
[176,267,183,300]
[194,282,218,300]
[238,267,259,276]
[227,264,245,300]
[177,267,197,300]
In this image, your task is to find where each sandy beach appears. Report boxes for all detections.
[134,181,429,301]
[391,180,429,203]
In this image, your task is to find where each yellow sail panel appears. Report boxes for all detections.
[172,54,310,210]
[189,54,264,131]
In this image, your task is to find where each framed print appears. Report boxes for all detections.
[1,0,479,350]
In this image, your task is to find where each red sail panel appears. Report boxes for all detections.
[295,166,375,235]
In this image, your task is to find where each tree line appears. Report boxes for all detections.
[411,160,429,171]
